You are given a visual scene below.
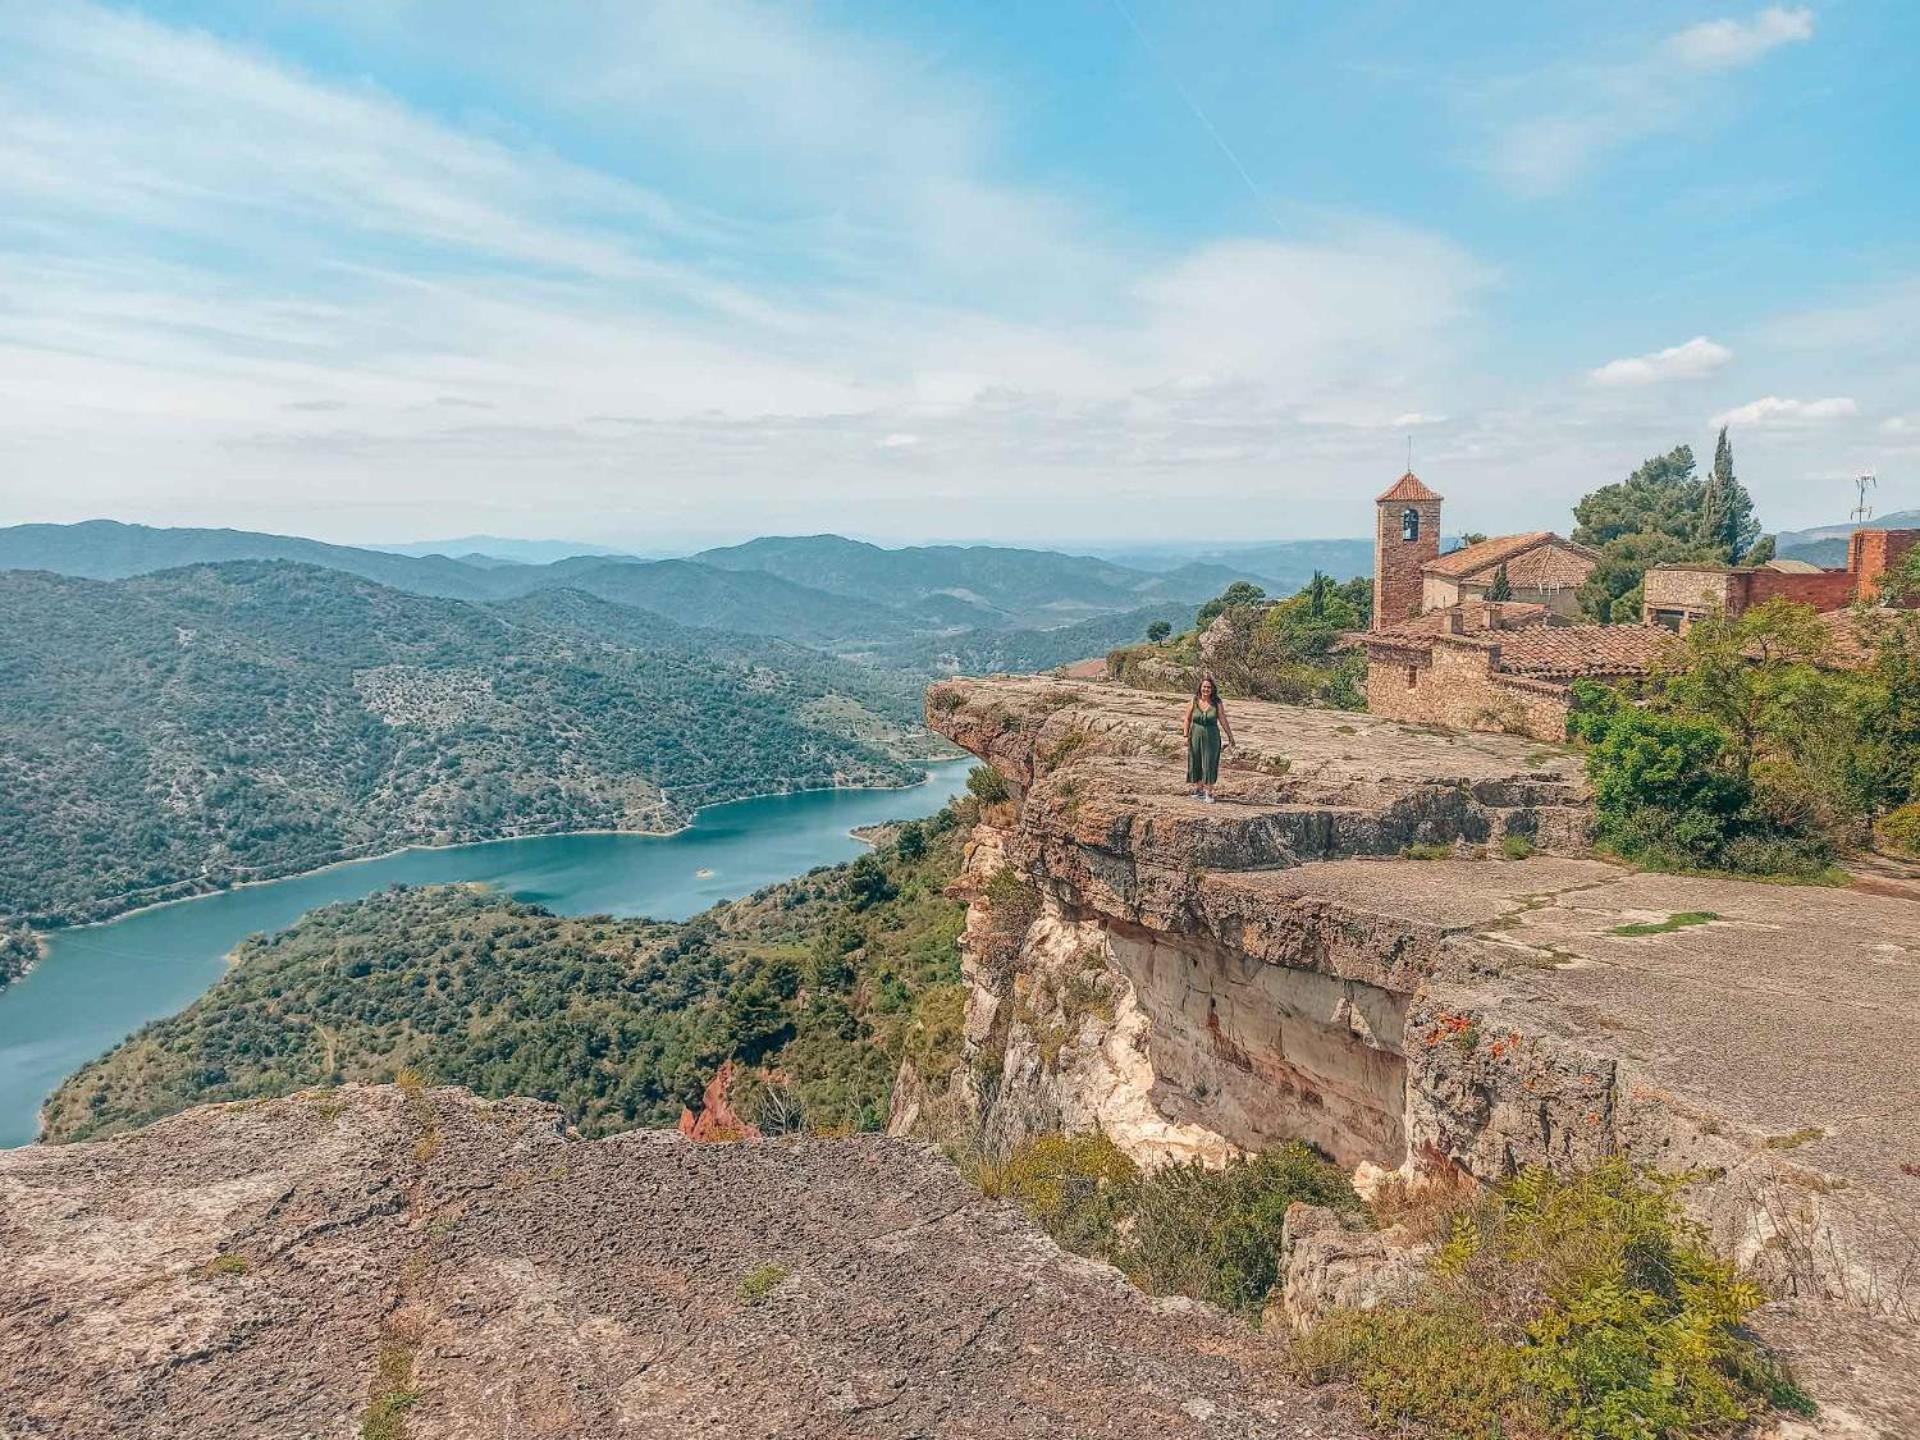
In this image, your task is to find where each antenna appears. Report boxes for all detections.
[1406,435,1414,474]
[1851,471,1877,525]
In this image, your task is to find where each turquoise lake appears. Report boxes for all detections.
[0,760,975,1147]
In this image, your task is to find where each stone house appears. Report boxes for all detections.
[1420,531,1598,618]
[1371,471,1597,627]
[1363,471,1657,741]
[1364,603,1669,741]
[1644,527,1920,630]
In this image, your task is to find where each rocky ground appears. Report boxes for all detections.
[0,1084,1364,1440]
[922,676,1920,1437]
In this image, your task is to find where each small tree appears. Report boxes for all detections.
[1196,580,1266,629]
[1488,562,1513,602]
[1146,620,1172,644]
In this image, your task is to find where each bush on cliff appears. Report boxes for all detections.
[1293,1160,1810,1440]
[1571,599,1920,876]
[987,1134,1361,1317]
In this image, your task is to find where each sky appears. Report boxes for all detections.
[0,2,1914,550]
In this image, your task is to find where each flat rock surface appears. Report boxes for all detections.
[0,1085,1364,1440]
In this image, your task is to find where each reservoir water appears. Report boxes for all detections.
[0,760,975,1147]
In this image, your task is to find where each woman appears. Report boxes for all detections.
[1183,673,1235,802]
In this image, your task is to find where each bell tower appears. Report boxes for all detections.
[1373,471,1443,628]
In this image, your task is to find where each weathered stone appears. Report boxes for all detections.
[1269,1204,1430,1336]
[927,675,1920,1434]
[0,1085,1368,1440]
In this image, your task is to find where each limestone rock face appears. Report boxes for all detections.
[925,676,1920,1435]
[1270,1204,1430,1336]
[0,1085,1368,1440]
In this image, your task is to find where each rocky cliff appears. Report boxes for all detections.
[0,1084,1365,1439]
[918,675,1920,1437]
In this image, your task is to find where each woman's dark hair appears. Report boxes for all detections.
[1194,673,1221,705]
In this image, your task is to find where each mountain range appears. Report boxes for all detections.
[0,562,937,930]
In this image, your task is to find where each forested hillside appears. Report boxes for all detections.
[0,562,930,930]
[0,520,1253,654]
[44,804,970,1143]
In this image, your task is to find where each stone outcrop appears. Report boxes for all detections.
[0,1084,1368,1440]
[922,675,1920,1436]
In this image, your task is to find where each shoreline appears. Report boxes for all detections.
[8,759,973,953]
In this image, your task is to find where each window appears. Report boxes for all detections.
[1406,666,1418,689]
[1401,507,1420,542]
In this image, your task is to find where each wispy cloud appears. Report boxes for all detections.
[1667,8,1815,71]
[1482,8,1817,195]
[1589,336,1733,386]
[1713,395,1858,428]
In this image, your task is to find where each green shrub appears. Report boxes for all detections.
[989,1135,1359,1317]
[1875,800,1920,857]
[736,1262,790,1304]
[1295,1161,1810,1440]
[965,765,1010,805]
[1121,1144,1362,1314]
[988,1132,1138,1258]
[1501,834,1536,860]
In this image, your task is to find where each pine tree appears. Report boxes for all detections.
[1488,562,1513,601]
[1698,427,1759,561]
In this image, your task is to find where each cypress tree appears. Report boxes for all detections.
[1488,562,1513,601]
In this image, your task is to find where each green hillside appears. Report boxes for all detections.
[693,534,1231,624]
[0,562,926,930]
[43,804,970,1143]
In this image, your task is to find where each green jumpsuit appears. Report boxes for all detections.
[1187,703,1222,785]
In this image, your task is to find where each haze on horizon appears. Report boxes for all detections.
[1,2,1913,549]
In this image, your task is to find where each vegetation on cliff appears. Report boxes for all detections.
[0,926,35,987]
[42,804,970,1141]
[983,1133,1362,1317]
[1573,598,1920,875]
[1295,1162,1810,1440]
[0,561,931,929]
[1108,572,1371,708]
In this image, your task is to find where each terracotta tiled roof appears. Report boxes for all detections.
[1424,531,1554,579]
[1492,625,1672,679]
[1375,471,1442,503]
[1494,542,1600,591]
[1371,600,1551,639]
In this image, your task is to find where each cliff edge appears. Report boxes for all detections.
[0,1084,1363,1440]
[923,675,1920,1437]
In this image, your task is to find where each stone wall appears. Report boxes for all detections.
[1364,636,1574,742]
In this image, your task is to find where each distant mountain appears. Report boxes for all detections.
[1084,538,1374,593]
[0,519,498,598]
[1776,510,1920,568]
[0,521,1275,660]
[488,557,916,648]
[694,534,1236,626]
[875,602,1198,675]
[0,562,928,933]
[372,535,640,565]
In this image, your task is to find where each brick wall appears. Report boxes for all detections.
[1850,529,1920,603]
[1374,498,1442,628]
[1742,567,1856,611]
[1364,637,1574,742]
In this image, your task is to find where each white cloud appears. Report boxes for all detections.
[1712,396,1859,428]
[1589,336,1733,386]
[1481,8,1817,194]
[1667,8,1815,71]
[1392,413,1449,427]
[879,433,921,448]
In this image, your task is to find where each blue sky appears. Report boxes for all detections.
[0,2,1913,548]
